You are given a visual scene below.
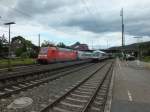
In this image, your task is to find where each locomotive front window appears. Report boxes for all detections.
[39,48,48,54]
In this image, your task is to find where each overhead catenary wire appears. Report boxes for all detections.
[81,0,100,25]
[0,5,43,44]
[0,1,102,46]
[81,0,101,49]
[1,4,66,31]
[13,7,32,18]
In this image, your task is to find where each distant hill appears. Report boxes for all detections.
[108,41,150,56]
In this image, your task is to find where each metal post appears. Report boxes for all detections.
[121,9,124,47]
[120,8,125,60]
[4,22,15,71]
[137,38,141,62]
[8,25,11,71]
[39,34,40,48]
[107,40,109,49]
[91,40,93,50]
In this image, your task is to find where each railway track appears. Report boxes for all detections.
[0,62,95,99]
[0,60,90,80]
[0,60,91,88]
[0,61,86,73]
[39,61,114,112]
[0,60,114,112]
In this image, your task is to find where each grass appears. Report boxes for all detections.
[0,58,36,68]
[143,56,150,62]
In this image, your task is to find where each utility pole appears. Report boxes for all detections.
[120,8,125,59]
[120,8,124,46]
[91,40,93,50]
[4,22,15,71]
[107,40,109,49]
[38,34,40,48]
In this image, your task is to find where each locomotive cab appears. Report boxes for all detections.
[37,47,77,64]
[37,47,48,64]
[37,47,57,64]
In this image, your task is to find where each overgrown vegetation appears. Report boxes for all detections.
[143,56,150,62]
[11,36,39,58]
[0,58,35,68]
[0,35,72,67]
[109,41,150,62]
[0,35,39,58]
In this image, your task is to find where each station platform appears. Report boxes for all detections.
[111,59,150,112]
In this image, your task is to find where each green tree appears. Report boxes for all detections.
[57,42,66,48]
[0,34,7,43]
[41,40,55,47]
[0,34,8,58]
[11,36,38,58]
[11,36,27,56]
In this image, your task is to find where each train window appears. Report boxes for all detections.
[93,52,99,56]
[39,47,48,54]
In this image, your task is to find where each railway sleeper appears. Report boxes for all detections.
[52,101,83,112]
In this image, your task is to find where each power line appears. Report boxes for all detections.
[81,0,95,18]
[1,4,32,18]
[0,3,79,42]
[13,7,31,17]
[81,0,99,23]
[38,34,41,47]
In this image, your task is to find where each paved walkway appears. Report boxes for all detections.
[111,59,150,112]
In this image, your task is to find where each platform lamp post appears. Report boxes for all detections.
[120,8,125,60]
[133,36,142,66]
[4,22,15,71]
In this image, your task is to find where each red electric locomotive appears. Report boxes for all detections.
[37,47,77,64]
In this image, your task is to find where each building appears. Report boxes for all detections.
[71,42,89,51]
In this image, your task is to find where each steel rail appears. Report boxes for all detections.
[0,60,90,81]
[0,63,95,99]
[80,62,113,112]
[0,62,92,89]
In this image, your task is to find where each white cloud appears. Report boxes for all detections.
[0,0,150,49]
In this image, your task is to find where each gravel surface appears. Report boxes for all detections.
[0,62,105,112]
[88,65,112,112]
[48,63,112,112]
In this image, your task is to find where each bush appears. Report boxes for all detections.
[28,50,38,58]
[143,56,150,62]
[20,52,29,59]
